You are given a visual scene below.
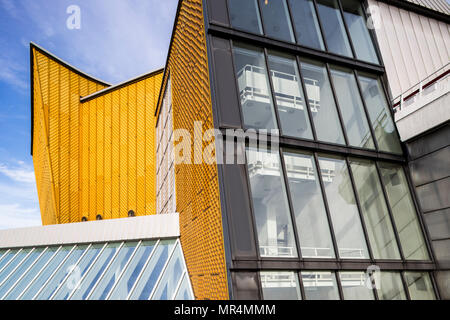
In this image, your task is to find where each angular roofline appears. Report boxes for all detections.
[30,42,111,155]
[378,0,450,23]
[30,42,112,86]
[80,67,164,103]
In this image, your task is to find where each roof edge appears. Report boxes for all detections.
[377,0,450,24]
[80,67,164,103]
[30,42,112,87]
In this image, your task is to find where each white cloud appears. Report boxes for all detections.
[0,204,41,230]
[0,162,35,184]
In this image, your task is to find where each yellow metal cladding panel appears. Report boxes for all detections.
[156,0,228,300]
[77,73,162,220]
[32,48,107,225]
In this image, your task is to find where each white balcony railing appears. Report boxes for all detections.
[237,65,321,112]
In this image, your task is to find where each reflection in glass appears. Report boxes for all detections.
[53,244,103,300]
[318,156,369,259]
[316,0,353,57]
[130,240,175,300]
[404,272,436,300]
[4,247,59,300]
[70,243,121,300]
[379,163,429,260]
[0,249,31,284]
[299,59,345,144]
[0,250,18,271]
[302,271,340,300]
[288,0,325,50]
[233,44,278,130]
[152,242,184,300]
[228,0,263,34]
[246,148,298,258]
[377,272,407,300]
[20,246,72,299]
[259,0,295,42]
[340,271,375,300]
[0,248,42,298]
[36,245,88,300]
[109,241,156,300]
[283,151,335,258]
[261,271,301,300]
[267,51,313,139]
[175,273,194,300]
[341,0,379,64]
[330,66,375,149]
[357,74,402,154]
[88,242,138,300]
[350,159,401,260]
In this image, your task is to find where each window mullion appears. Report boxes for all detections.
[352,69,380,151]
[325,63,350,146]
[373,161,406,261]
[312,0,330,52]
[336,0,358,59]
[344,157,375,261]
[296,56,318,141]
[263,48,283,135]
[279,147,304,260]
[313,152,341,260]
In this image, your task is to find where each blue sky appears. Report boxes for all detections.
[0,0,178,230]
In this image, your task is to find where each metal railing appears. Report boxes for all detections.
[393,63,450,113]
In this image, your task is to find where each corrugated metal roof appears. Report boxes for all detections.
[405,0,450,15]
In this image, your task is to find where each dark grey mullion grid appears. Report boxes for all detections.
[263,48,284,136]
[312,0,330,52]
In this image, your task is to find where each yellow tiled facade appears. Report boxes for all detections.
[155,0,229,300]
[32,45,162,224]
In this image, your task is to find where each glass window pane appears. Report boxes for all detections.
[318,156,369,259]
[35,245,88,300]
[259,0,295,42]
[357,74,402,154]
[70,242,121,300]
[0,249,32,284]
[228,0,263,34]
[130,240,176,300]
[435,271,450,300]
[5,247,59,300]
[404,272,436,300]
[283,151,335,258]
[0,248,43,299]
[350,159,401,260]
[330,66,375,149]
[377,272,406,300]
[340,271,375,300]
[20,245,73,300]
[288,0,325,50]
[88,242,138,300]
[174,273,194,300]
[302,271,340,300]
[152,242,185,300]
[108,241,156,300]
[233,44,278,130]
[246,148,298,258]
[316,0,353,57]
[341,0,379,64]
[425,208,450,240]
[299,59,345,144]
[267,51,313,139]
[53,244,104,300]
[261,271,302,300]
[379,163,429,260]
[0,250,19,273]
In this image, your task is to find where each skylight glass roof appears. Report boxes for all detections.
[0,238,193,300]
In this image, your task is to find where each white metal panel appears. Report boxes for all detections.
[0,213,180,249]
[419,15,443,70]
